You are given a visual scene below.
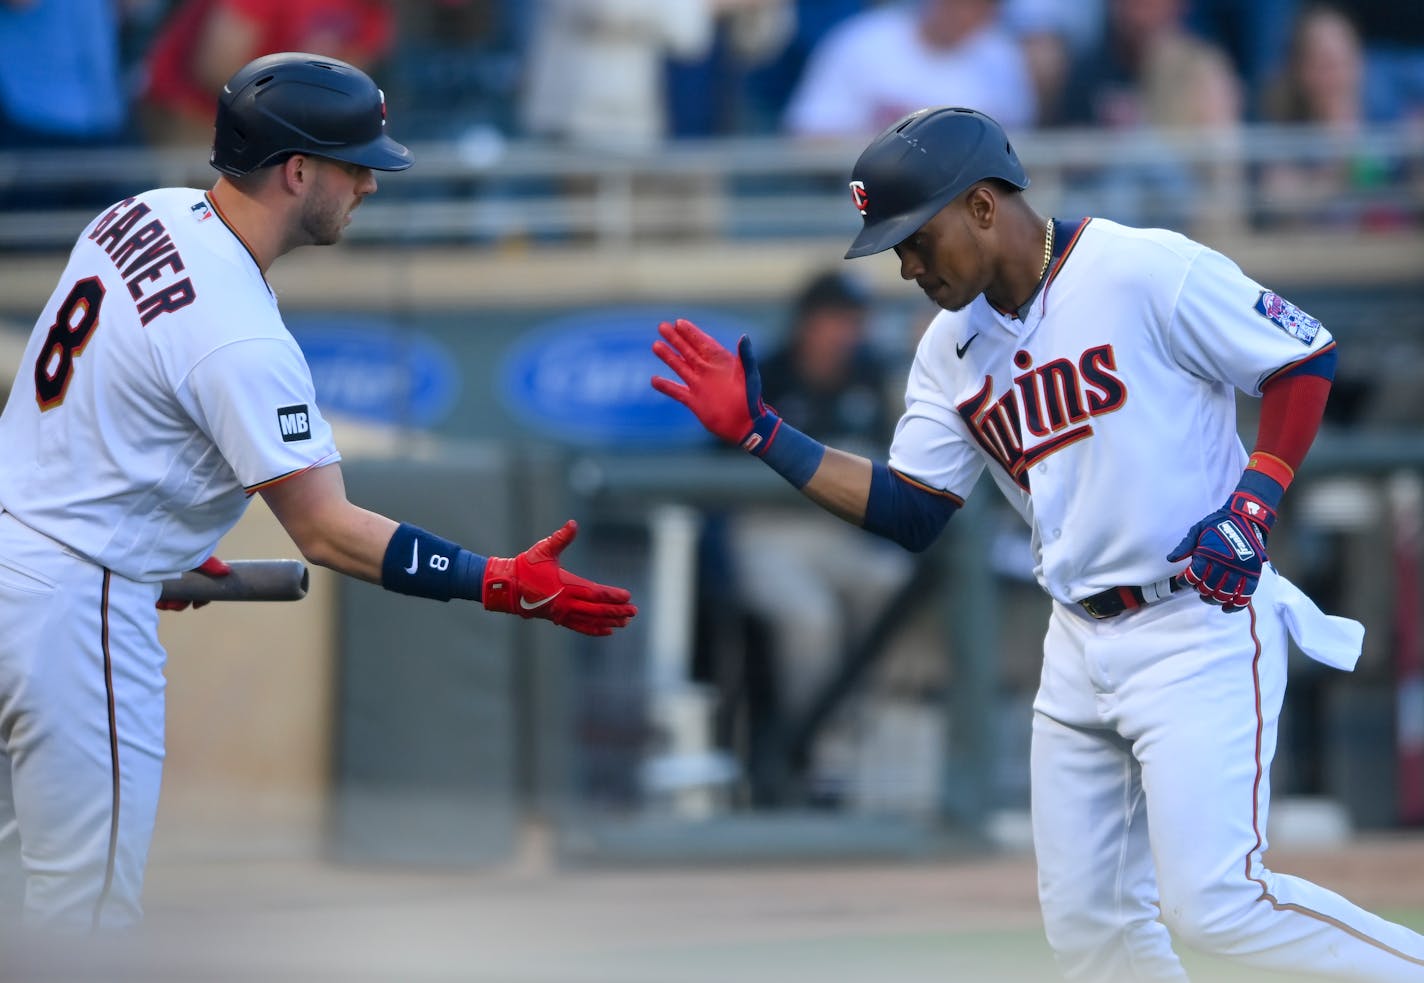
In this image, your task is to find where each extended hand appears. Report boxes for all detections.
[483,520,637,636]
[1167,490,1276,612]
[156,555,231,611]
[651,318,778,450]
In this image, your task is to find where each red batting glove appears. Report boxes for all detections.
[651,318,778,450]
[156,555,231,611]
[482,520,637,636]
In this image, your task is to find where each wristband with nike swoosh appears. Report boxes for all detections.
[380,523,486,601]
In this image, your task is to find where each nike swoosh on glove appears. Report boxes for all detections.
[156,555,231,611]
[482,520,638,636]
[651,318,781,452]
[1167,478,1279,613]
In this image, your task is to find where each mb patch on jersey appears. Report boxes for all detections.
[1254,290,1321,344]
[277,404,311,442]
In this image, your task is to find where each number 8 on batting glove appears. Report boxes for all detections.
[1167,476,1280,613]
[483,520,638,636]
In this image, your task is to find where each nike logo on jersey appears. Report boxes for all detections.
[405,540,420,574]
[519,590,563,611]
[956,334,980,358]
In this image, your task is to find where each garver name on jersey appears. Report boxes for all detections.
[87,198,196,326]
[957,344,1126,491]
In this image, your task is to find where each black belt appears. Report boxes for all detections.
[1079,577,1183,620]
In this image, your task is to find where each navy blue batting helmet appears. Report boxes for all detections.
[844,107,1029,259]
[211,52,413,177]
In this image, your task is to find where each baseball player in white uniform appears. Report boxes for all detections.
[0,52,636,933]
[651,107,1424,980]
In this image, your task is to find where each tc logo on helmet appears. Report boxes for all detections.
[849,180,869,216]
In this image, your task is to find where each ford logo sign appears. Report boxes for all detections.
[289,316,460,429]
[499,307,757,447]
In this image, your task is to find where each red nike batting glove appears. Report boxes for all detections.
[651,318,781,451]
[482,520,637,636]
[156,555,231,611]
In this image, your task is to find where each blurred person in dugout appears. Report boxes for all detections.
[1258,3,1412,232]
[726,270,914,797]
[137,0,395,147]
[782,0,1036,139]
[521,0,792,152]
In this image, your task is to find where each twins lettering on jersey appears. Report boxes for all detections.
[957,344,1127,491]
[87,198,197,326]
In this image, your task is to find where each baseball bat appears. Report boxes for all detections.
[159,559,309,603]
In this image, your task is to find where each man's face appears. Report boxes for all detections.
[919,0,996,47]
[299,158,377,246]
[891,194,993,312]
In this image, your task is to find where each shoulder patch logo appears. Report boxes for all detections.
[277,404,311,442]
[190,200,213,222]
[1254,290,1321,344]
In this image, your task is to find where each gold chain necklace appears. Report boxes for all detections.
[1038,220,1055,280]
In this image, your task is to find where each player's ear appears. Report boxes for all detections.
[279,154,312,194]
[965,184,996,229]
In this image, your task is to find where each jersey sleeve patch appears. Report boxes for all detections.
[277,403,312,442]
[1254,290,1322,344]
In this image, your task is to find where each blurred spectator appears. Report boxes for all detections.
[522,0,787,151]
[665,0,796,138]
[0,0,127,152]
[138,0,395,148]
[1185,0,1299,118]
[1262,3,1362,129]
[0,0,133,214]
[383,1,529,139]
[1258,3,1408,231]
[1347,1,1424,123]
[724,270,912,803]
[1060,0,1241,131]
[1003,0,1103,56]
[739,0,867,134]
[1000,0,1105,126]
[1056,0,1244,233]
[782,0,1036,139]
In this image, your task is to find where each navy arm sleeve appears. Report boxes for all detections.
[861,462,962,553]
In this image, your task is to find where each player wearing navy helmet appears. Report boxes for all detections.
[0,53,635,932]
[653,106,1424,981]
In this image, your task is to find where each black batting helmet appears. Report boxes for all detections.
[211,52,413,177]
[844,107,1028,259]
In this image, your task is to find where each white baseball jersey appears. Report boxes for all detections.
[889,217,1334,604]
[0,188,339,581]
[888,217,1424,980]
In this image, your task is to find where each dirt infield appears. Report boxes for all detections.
[5,831,1424,982]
